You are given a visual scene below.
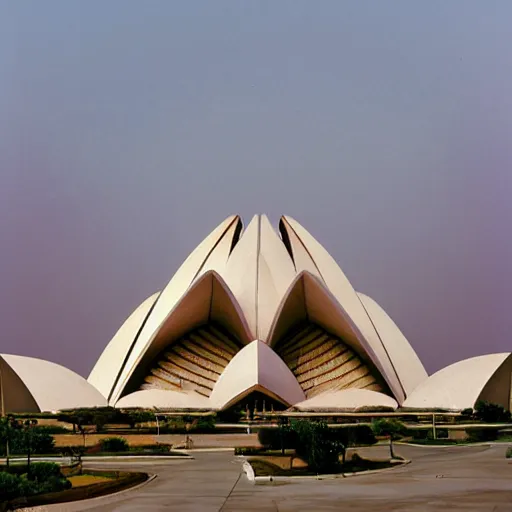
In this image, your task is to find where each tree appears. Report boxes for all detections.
[474,401,511,423]
[290,420,345,473]
[371,419,406,459]
[0,415,18,468]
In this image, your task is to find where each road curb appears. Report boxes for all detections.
[17,474,158,511]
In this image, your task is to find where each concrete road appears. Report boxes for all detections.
[25,444,512,512]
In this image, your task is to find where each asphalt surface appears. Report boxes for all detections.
[22,444,512,511]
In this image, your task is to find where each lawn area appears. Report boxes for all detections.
[68,474,113,487]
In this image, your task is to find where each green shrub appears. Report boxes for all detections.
[291,420,344,473]
[0,464,70,501]
[28,462,61,482]
[466,427,499,442]
[27,462,71,494]
[474,401,511,423]
[131,444,171,453]
[195,416,216,432]
[506,447,512,458]
[0,426,55,456]
[0,471,26,500]
[31,425,69,435]
[329,425,377,447]
[126,410,155,429]
[234,447,266,456]
[461,408,474,417]
[258,426,297,450]
[99,437,129,452]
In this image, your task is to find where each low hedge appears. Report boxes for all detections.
[465,427,500,442]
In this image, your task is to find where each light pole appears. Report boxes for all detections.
[155,414,160,437]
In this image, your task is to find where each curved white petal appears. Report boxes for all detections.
[267,271,393,397]
[88,292,160,400]
[223,215,296,341]
[294,389,398,411]
[209,340,306,409]
[115,389,210,410]
[125,215,241,377]
[357,293,428,396]
[110,271,251,404]
[1,354,107,413]
[403,353,512,410]
[280,216,405,403]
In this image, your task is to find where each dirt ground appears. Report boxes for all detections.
[52,434,159,447]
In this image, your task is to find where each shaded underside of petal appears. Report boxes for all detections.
[110,271,251,403]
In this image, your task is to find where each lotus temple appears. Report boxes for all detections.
[1,215,511,415]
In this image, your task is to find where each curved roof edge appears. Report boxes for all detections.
[115,389,210,410]
[266,271,400,400]
[209,340,305,409]
[357,292,428,397]
[403,353,512,411]
[294,389,398,411]
[223,214,296,342]
[88,292,161,400]
[110,270,252,404]
[280,216,405,403]
[1,354,107,413]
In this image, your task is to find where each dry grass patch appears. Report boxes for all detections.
[53,434,157,447]
[68,475,113,487]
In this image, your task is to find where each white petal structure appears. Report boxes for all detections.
[115,389,210,410]
[0,354,106,413]
[4,213,498,414]
[357,293,427,396]
[223,215,296,341]
[209,340,306,410]
[403,353,512,411]
[279,216,408,403]
[107,271,252,403]
[294,389,398,411]
[88,292,160,400]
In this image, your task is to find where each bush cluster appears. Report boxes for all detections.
[506,447,512,459]
[99,437,129,452]
[0,462,70,501]
[465,428,500,442]
[257,424,376,452]
[0,426,55,456]
[473,401,511,423]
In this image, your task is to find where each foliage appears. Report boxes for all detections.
[371,419,407,459]
[371,419,407,440]
[257,426,297,450]
[99,437,129,452]
[290,420,345,473]
[0,463,70,501]
[474,401,511,423]
[461,408,474,418]
[31,425,69,435]
[0,423,55,456]
[506,447,512,459]
[130,443,171,454]
[328,425,377,447]
[126,410,155,429]
[465,427,500,442]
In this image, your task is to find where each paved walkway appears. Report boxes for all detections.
[22,444,512,511]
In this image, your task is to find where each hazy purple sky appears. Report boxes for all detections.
[1,2,511,378]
